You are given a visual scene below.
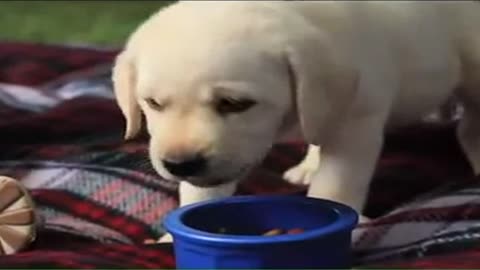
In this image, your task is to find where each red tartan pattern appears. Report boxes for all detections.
[0,241,175,269]
[33,189,153,242]
[0,42,117,87]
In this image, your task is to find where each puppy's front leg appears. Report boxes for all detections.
[157,180,238,243]
[307,115,384,216]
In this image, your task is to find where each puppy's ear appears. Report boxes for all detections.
[112,52,142,140]
[285,35,358,145]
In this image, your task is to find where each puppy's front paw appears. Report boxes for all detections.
[283,162,317,185]
[283,145,320,186]
[157,233,174,243]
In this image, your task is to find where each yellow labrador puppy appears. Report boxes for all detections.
[113,1,480,241]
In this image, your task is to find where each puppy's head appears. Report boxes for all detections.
[113,2,358,187]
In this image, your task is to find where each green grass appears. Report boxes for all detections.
[0,1,175,46]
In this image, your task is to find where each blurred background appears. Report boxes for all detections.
[0,1,175,47]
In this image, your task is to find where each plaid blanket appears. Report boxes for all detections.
[0,41,479,268]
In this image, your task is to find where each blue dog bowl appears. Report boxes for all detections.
[163,195,358,269]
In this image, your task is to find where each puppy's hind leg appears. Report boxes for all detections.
[457,37,480,175]
[283,144,320,185]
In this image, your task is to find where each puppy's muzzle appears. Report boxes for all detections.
[162,154,207,177]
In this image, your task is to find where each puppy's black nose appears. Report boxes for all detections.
[162,155,207,177]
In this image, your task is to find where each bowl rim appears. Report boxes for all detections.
[163,195,359,246]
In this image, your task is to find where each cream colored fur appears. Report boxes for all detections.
[112,1,480,243]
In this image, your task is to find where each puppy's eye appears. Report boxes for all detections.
[215,97,256,115]
[145,98,166,111]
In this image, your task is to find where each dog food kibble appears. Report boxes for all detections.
[263,228,284,236]
[216,228,305,236]
[262,228,305,236]
[287,228,305,235]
